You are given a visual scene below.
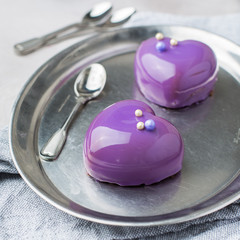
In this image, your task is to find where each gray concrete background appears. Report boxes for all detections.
[1,0,240,129]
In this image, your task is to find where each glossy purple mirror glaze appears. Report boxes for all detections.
[134,37,218,108]
[83,100,184,186]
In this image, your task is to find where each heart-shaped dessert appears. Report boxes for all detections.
[83,100,184,186]
[134,34,218,108]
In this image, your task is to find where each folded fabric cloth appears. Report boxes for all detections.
[125,12,240,44]
[1,12,240,240]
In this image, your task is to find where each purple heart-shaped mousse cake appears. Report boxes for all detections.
[83,100,184,186]
[134,33,218,108]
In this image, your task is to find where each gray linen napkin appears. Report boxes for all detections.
[1,12,240,239]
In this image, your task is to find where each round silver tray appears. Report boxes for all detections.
[10,25,240,226]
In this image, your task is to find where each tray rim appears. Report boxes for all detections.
[9,24,240,226]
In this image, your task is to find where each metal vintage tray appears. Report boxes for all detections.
[10,26,240,226]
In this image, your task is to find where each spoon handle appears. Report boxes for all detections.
[14,23,85,55]
[45,28,99,46]
[40,99,85,161]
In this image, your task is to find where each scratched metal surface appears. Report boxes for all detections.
[10,26,240,226]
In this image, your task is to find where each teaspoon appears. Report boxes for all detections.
[45,7,136,46]
[14,2,113,55]
[40,63,106,161]
[14,4,136,55]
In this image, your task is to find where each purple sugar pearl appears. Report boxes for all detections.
[145,119,156,131]
[156,41,166,52]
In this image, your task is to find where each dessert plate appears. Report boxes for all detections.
[10,25,240,226]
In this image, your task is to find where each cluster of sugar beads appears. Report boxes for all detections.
[155,32,178,52]
[135,109,156,131]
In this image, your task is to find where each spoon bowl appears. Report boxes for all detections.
[74,63,106,98]
[83,1,112,25]
[106,7,136,27]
